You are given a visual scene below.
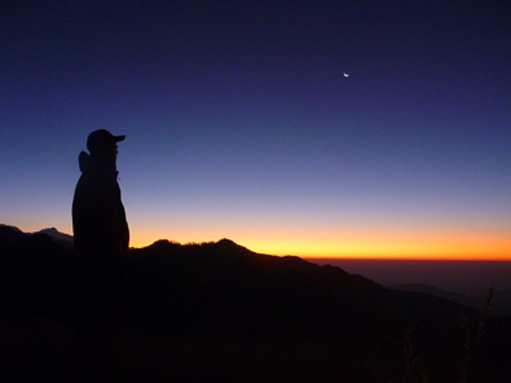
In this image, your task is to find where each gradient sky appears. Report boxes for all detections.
[2,1,510,259]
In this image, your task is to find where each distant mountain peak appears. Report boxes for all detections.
[216,238,248,251]
[33,227,74,248]
[145,238,248,252]
[0,224,26,243]
[218,238,237,246]
[0,223,23,233]
[40,227,59,233]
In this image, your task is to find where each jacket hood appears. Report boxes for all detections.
[78,151,118,177]
[78,151,91,173]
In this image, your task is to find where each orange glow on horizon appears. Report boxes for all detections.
[128,227,511,261]
[14,220,511,261]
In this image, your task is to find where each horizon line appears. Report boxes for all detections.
[5,223,511,262]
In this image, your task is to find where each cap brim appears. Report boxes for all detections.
[115,135,126,142]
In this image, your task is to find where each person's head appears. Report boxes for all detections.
[87,129,125,160]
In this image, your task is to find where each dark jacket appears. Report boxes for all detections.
[72,151,129,261]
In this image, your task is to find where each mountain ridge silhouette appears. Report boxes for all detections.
[1,223,510,382]
[0,223,476,330]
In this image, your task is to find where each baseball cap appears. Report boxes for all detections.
[87,129,126,153]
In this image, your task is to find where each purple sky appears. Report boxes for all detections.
[1,1,510,258]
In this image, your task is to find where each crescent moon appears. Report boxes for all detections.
[343,73,349,78]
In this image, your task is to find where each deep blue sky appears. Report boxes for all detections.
[1,1,510,258]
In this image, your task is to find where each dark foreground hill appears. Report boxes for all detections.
[0,224,510,382]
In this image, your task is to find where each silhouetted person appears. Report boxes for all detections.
[73,129,129,259]
[72,129,129,332]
